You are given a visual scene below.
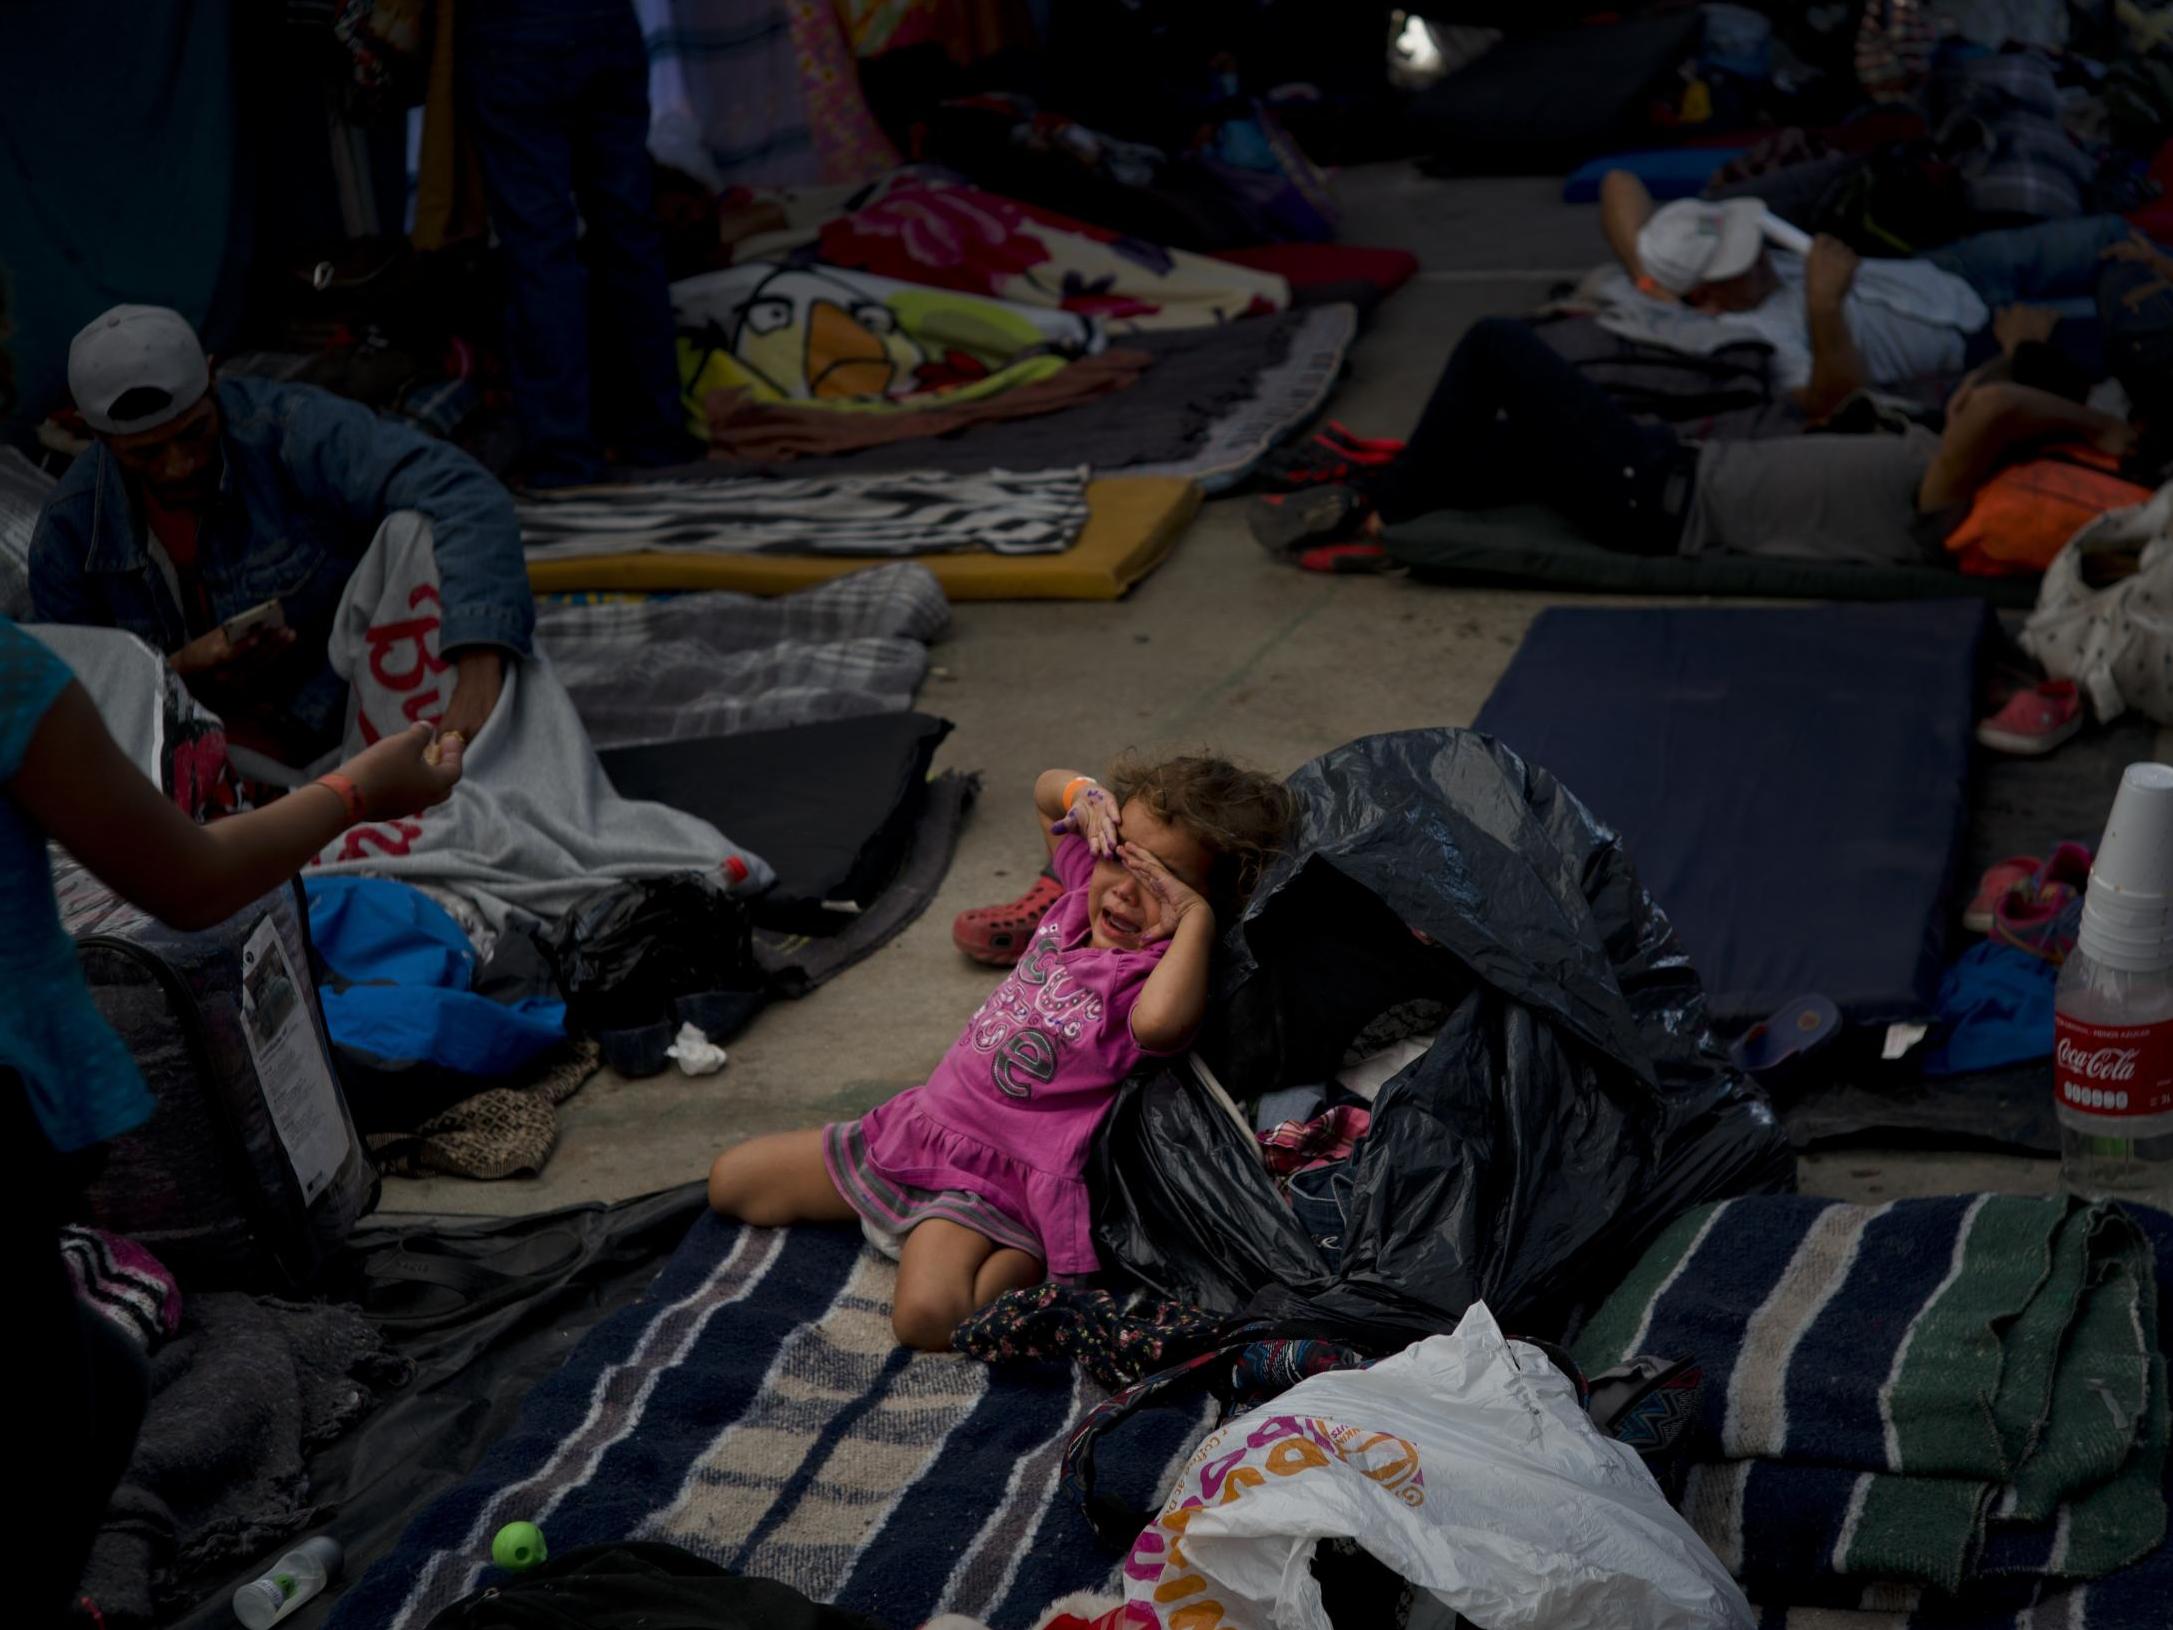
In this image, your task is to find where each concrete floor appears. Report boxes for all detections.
[388,166,2142,1219]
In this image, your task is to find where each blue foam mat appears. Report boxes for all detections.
[1563,147,1746,202]
[1474,600,1990,1026]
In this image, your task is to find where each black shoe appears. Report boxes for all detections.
[1247,484,1370,553]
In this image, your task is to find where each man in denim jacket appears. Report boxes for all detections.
[30,306,534,763]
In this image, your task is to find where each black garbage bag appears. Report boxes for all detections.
[425,1541,882,1629]
[545,873,760,1034]
[1090,729,1795,1342]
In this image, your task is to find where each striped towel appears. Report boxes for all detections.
[329,1218,1211,1630]
[58,1224,181,1349]
[1575,1195,2166,1603]
[517,469,1092,562]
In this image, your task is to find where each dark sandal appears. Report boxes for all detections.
[953,872,1064,966]
[1729,993,1841,1079]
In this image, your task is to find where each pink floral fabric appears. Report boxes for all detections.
[812,178,1290,332]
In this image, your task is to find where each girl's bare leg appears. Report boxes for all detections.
[892,1218,1046,1351]
[974,1248,1044,1307]
[706,1128,854,1226]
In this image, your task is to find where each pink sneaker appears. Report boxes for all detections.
[1962,854,2039,935]
[1991,840,2094,964]
[1976,679,2083,756]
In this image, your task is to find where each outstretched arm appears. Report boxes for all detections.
[1917,382,2137,512]
[11,685,461,931]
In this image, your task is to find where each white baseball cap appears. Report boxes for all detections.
[68,304,211,435]
[1635,198,1768,296]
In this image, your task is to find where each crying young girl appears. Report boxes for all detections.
[707,755,1291,1349]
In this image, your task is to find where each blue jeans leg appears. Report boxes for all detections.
[461,22,604,487]
[1923,214,2134,307]
[572,10,697,465]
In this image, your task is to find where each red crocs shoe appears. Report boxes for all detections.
[953,873,1064,965]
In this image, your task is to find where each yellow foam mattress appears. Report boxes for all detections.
[525,477,1201,602]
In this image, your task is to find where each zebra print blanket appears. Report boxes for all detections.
[518,469,1091,561]
[327,1217,1209,1630]
[1575,1194,2171,1628]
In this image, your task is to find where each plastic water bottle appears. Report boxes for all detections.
[2056,763,2173,1204]
[233,1535,341,1629]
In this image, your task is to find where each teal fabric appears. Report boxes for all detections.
[0,620,152,1151]
[0,0,243,436]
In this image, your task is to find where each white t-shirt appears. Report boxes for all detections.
[1592,250,1988,391]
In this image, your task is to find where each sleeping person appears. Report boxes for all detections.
[1592,174,2144,419]
[1251,303,2166,572]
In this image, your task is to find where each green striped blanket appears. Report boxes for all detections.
[1574,1194,2165,1599]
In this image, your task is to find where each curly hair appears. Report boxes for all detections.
[1108,752,1295,912]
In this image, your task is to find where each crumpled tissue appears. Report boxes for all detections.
[666,1021,728,1076]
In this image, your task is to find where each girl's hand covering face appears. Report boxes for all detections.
[1118,841,1208,942]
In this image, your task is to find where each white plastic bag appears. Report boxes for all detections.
[1124,1304,1752,1630]
[665,1021,728,1076]
[2020,482,2173,727]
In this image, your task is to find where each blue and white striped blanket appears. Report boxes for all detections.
[329,1217,1210,1630]
[1576,1194,2172,1629]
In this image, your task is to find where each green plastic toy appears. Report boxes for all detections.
[491,1521,547,1571]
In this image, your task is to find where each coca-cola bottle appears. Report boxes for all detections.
[2055,762,2173,1203]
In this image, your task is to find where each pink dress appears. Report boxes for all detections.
[823,834,1169,1275]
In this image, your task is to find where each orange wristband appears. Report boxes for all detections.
[314,772,367,825]
[1061,775,1094,811]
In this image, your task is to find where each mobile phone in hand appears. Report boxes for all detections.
[222,598,287,645]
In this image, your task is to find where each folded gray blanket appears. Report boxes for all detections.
[81,1294,408,1627]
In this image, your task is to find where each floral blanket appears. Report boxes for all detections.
[787,176,1291,332]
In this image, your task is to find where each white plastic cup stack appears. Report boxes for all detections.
[2078,763,2173,971]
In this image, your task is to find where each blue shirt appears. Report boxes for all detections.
[0,619,154,1151]
[28,377,535,754]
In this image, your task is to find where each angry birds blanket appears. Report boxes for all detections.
[672,260,1105,424]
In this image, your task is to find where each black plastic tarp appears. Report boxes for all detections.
[599,713,953,927]
[1091,729,1796,1343]
[167,1185,707,1630]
